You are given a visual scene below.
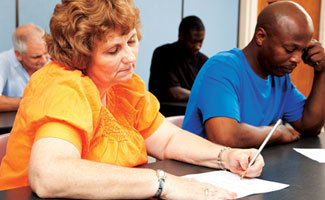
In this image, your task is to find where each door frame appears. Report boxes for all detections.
[238,0,325,48]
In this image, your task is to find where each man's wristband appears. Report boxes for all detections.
[153,169,166,199]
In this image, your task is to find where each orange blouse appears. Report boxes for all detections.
[0,62,164,190]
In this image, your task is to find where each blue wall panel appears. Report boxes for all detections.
[0,0,239,87]
[0,0,16,52]
[134,0,182,87]
[19,0,61,33]
[184,0,239,57]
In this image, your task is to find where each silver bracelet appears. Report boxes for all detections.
[153,169,166,199]
[217,147,231,170]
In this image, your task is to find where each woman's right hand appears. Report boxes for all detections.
[160,173,237,200]
[222,148,264,178]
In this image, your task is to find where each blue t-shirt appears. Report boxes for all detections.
[182,48,306,138]
[0,48,29,97]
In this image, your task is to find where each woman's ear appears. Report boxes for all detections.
[255,27,267,46]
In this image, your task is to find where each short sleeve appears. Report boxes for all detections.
[136,91,165,139]
[130,75,165,138]
[282,80,306,122]
[197,59,241,123]
[0,56,9,95]
[19,65,99,156]
[34,122,83,153]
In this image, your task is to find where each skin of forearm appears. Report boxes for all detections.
[0,95,21,111]
[206,121,277,148]
[163,128,224,169]
[29,139,159,199]
[146,120,223,169]
[294,71,325,135]
[167,86,190,101]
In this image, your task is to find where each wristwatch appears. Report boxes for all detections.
[153,169,166,199]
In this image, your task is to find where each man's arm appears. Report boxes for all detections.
[0,95,21,112]
[205,117,300,148]
[167,86,190,101]
[290,40,325,135]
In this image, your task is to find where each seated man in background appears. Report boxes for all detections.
[0,24,49,112]
[183,1,325,148]
[149,15,208,116]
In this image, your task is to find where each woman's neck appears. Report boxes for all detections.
[100,92,107,107]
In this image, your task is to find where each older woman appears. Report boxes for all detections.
[0,0,264,199]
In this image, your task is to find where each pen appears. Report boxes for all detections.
[240,119,282,179]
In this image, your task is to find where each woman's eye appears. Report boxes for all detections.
[107,47,119,55]
[128,40,136,45]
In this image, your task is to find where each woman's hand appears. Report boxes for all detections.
[160,173,237,200]
[222,148,265,178]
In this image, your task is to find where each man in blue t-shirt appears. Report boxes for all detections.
[183,1,325,148]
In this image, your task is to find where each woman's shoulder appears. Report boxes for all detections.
[24,62,101,110]
[30,62,96,92]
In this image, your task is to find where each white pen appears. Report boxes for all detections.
[241,119,282,179]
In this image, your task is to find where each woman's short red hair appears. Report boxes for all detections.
[46,0,142,73]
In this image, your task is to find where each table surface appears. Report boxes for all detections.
[0,112,16,134]
[0,133,324,200]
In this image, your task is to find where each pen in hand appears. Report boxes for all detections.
[240,119,282,179]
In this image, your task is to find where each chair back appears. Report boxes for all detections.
[166,115,184,128]
[0,133,10,165]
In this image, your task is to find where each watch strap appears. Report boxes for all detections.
[153,169,166,198]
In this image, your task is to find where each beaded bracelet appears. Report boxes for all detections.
[217,147,231,170]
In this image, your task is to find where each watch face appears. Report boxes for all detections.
[158,170,166,179]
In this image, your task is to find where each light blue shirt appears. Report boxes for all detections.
[0,48,29,97]
[182,48,306,138]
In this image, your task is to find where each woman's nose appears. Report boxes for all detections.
[122,47,136,64]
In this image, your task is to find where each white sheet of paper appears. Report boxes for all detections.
[183,171,289,199]
[293,148,325,163]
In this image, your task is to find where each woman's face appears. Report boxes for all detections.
[87,29,139,90]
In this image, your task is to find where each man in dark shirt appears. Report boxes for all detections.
[149,15,208,116]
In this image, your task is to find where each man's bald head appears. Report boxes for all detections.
[13,24,45,54]
[243,1,315,79]
[256,1,313,39]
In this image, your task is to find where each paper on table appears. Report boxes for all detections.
[293,148,325,163]
[183,171,289,199]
